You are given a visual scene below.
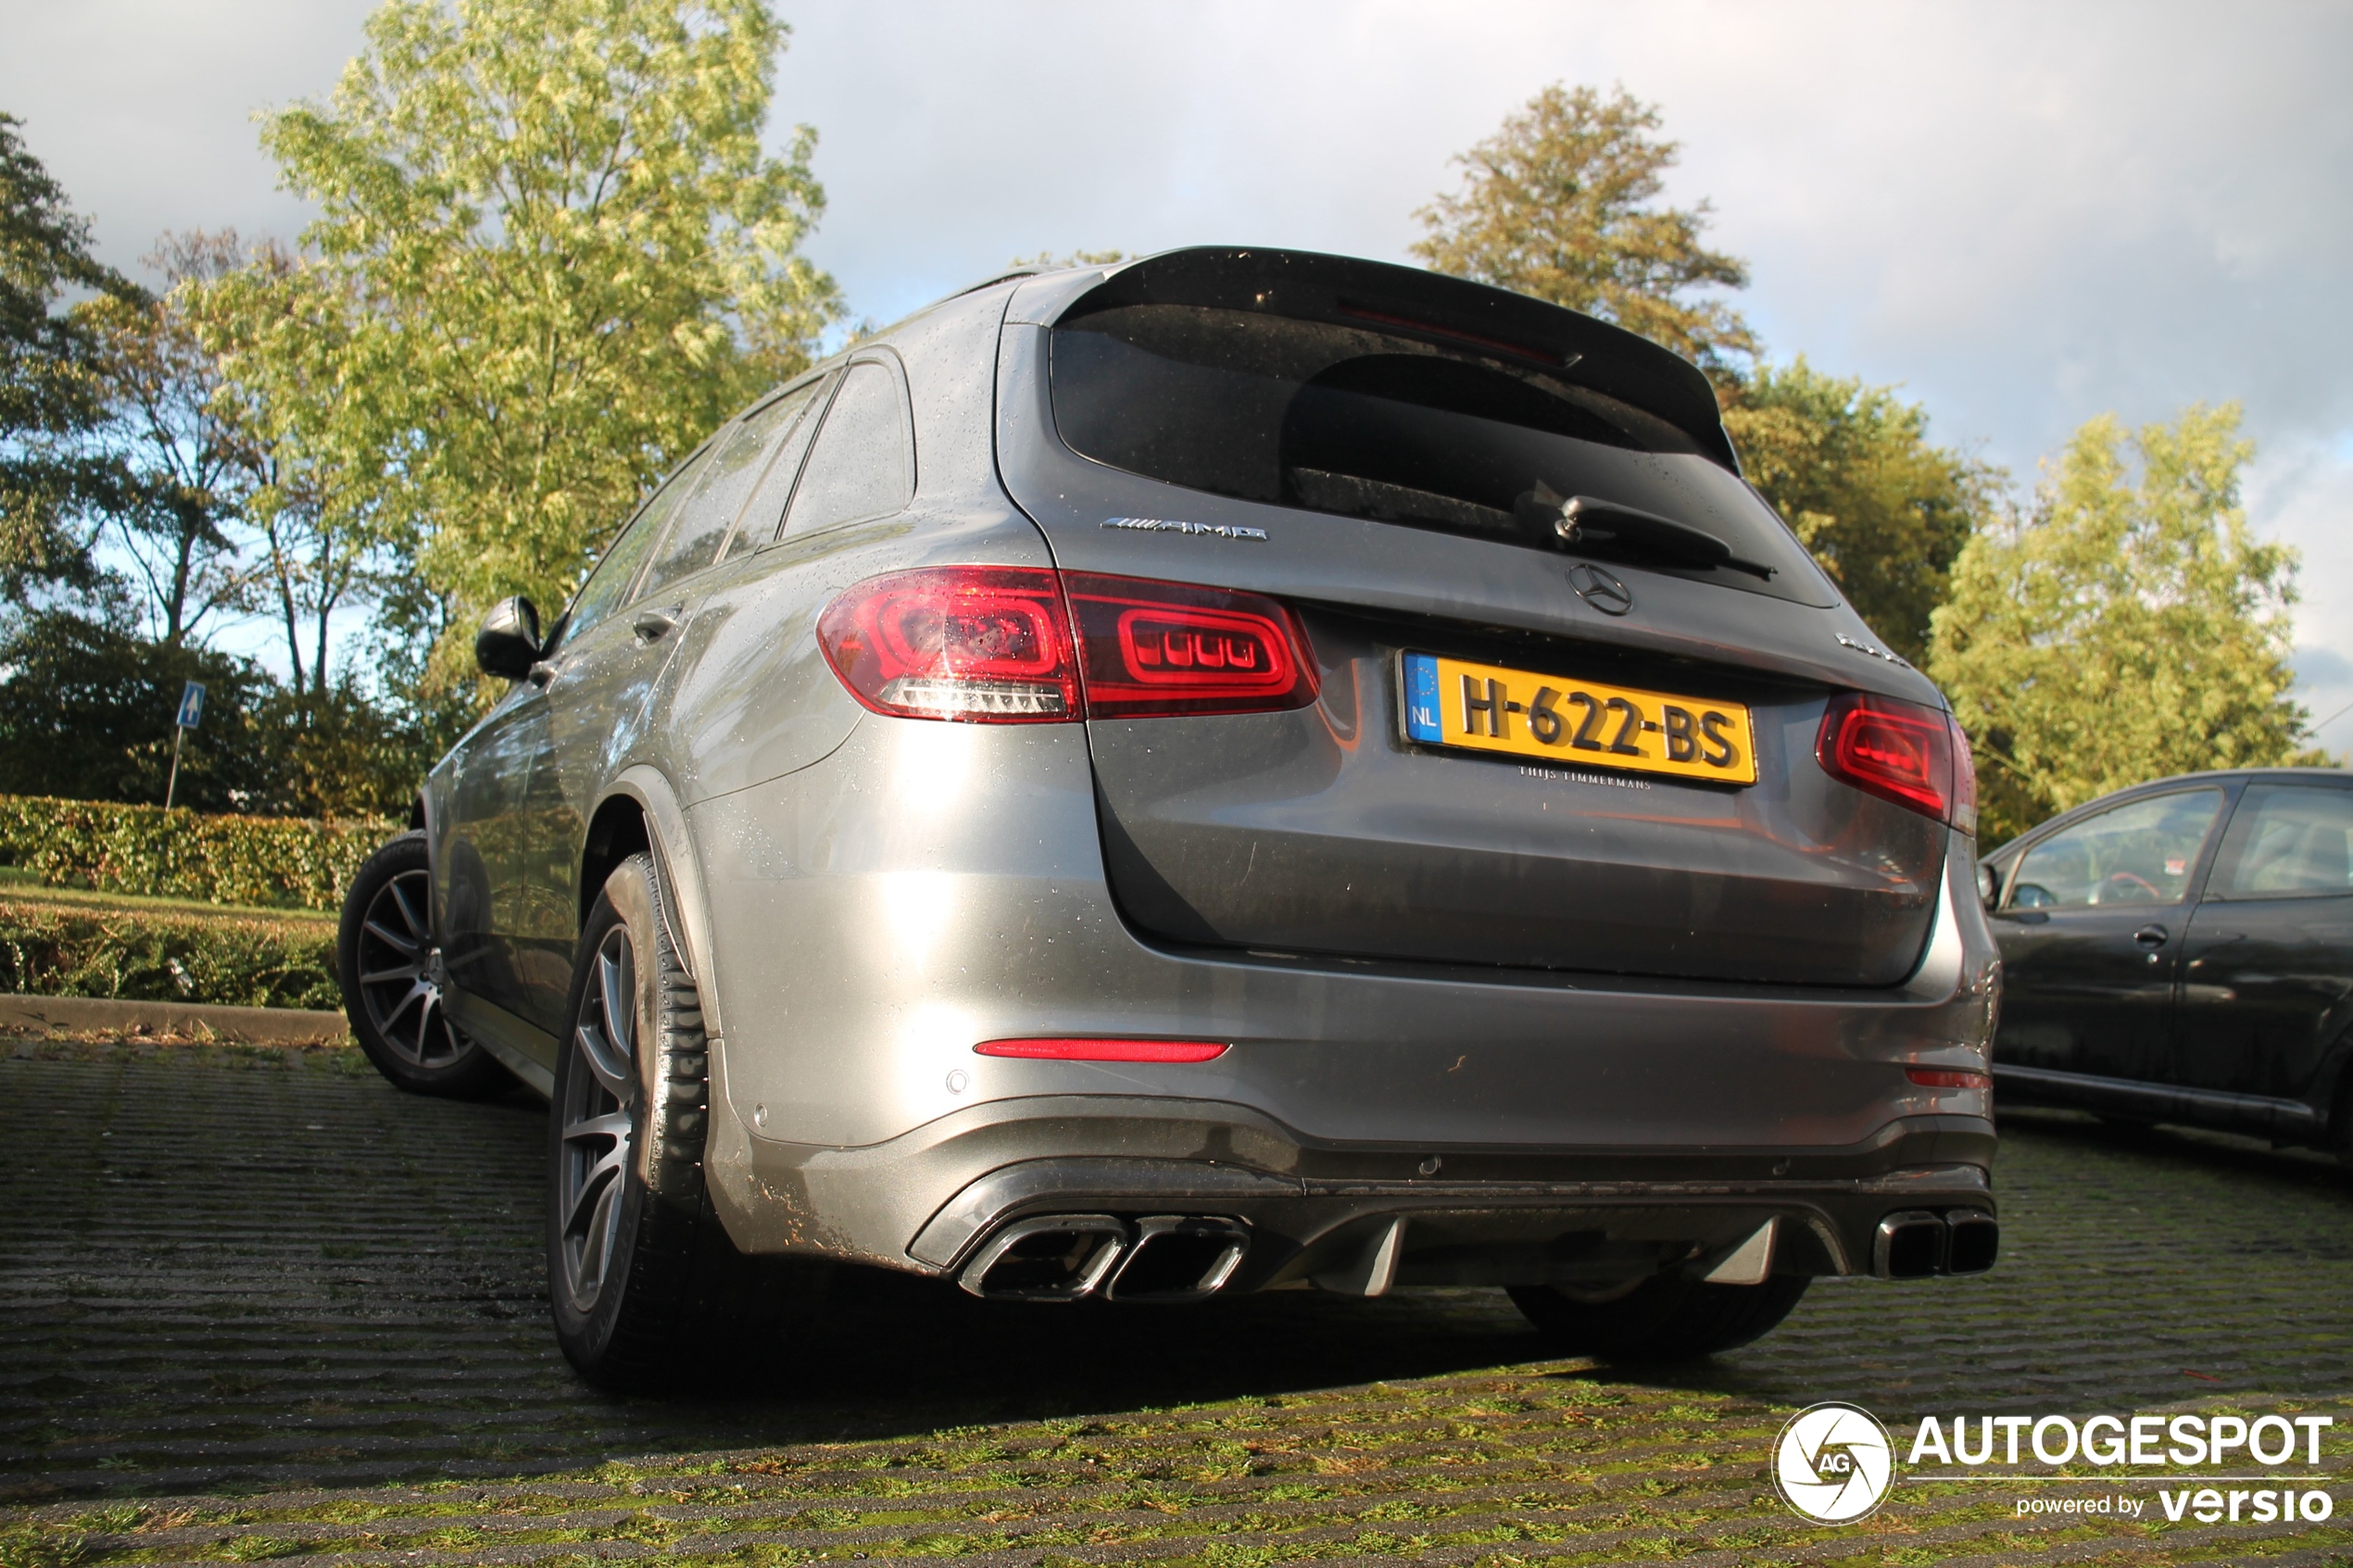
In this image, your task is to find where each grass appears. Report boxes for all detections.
[0,868,338,926]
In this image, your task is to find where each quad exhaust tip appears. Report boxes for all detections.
[958,1214,1250,1302]
[1875,1208,1999,1279]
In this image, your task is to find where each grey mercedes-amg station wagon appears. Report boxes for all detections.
[337,247,2003,1388]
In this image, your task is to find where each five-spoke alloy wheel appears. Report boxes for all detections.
[338,832,513,1098]
[555,923,639,1315]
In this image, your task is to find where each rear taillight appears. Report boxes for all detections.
[975,1037,1229,1062]
[1906,1067,1991,1089]
[1946,712,1979,838]
[816,568,1317,723]
[1817,692,1957,824]
[1064,572,1317,719]
[817,567,1079,722]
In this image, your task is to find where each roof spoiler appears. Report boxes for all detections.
[1013,245,1739,474]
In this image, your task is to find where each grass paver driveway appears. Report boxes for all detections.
[4,1040,2351,1565]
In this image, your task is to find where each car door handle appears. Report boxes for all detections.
[632,606,682,643]
[2133,924,2169,947]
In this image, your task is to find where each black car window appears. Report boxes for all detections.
[1050,303,1828,603]
[718,375,828,559]
[639,392,809,599]
[560,444,715,646]
[782,360,914,536]
[2207,784,2353,899]
[2005,789,2224,910]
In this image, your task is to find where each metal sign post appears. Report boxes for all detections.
[164,681,205,810]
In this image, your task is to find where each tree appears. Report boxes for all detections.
[1413,83,1755,382]
[0,609,273,809]
[188,240,390,698]
[1928,404,2319,844]
[0,111,135,602]
[74,232,259,647]
[1010,249,1126,270]
[1724,359,2000,664]
[254,0,841,686]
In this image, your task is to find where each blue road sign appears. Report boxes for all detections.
[177,681,206,730]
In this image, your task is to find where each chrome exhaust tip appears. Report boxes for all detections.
[1874,1209,2000,1278]
[1944,1209,1999,1274]
[1103,1216,1250,1302]
[1874,1210,1947,1278]
[957,1215,1128,1300]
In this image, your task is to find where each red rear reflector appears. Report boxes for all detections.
[817,568,1318,723]
[1906,1068,1991,1089]
[975,1037,1229,1062]
[1065,572,1318,719]
[1817,692,1956,823]
[817,566,1079,722]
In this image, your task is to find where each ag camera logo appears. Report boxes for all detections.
[1775,1402,1894,1523]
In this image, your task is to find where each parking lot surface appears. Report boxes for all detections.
[4,1039,2352,1565]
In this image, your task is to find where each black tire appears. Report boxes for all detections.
[547,852,824,1390]
[338,832,515,1098]
[1507,1273,1811,1363]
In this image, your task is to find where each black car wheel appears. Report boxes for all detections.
[548,851,824,1390]
[1507,1273,1810,1362]
[338,832,513,1098]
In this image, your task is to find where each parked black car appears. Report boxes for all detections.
[1981,768,2353,1155]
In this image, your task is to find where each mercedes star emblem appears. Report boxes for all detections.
[1567,562,1634,616]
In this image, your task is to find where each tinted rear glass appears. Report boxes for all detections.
[1051,304,1827,602]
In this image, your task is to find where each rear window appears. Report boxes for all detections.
[1051,303,1827,602]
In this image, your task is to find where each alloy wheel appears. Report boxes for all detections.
[557,926,638,1313]
[354,867,471,1068]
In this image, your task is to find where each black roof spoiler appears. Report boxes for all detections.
[1029,245,1739,474]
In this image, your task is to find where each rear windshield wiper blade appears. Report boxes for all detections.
[1515,487,1777,580]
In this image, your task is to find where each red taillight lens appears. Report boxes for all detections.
[816,567,1318,723]
[1946,712,1979,838]
[1906,1067,1991,1089]
[975,1037,1229,1062]
[1066,572,1318,719]
[817,567,1079,722]
[1818,692,1956,822]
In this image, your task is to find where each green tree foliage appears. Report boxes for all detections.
[253,0,840,683]
[0,609,273,809]
[1413,83,1755,382]
[1724,359,2000,663]
[186,240,391,696]
[1929,404,2318,844]
[76,232,259,647]
[0,111,135,597]
[1010,249,1126,270]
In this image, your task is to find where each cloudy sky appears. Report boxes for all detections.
[4,0,2348,750]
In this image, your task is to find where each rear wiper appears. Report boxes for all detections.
[1513,483,1777,580]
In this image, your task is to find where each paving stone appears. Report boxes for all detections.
[4,1049,2351,1564]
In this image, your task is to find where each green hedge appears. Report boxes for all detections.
[0,794,396,910]
[0,897,343,1010]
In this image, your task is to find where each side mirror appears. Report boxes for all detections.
[475,596,543,681]
[1975,862,2000,909]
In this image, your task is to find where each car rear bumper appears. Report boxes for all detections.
[704,1083,1995,1290]
[687,720,2005,1286]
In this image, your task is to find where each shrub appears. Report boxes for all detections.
[0,794,396,910]
[0,897,341,1010]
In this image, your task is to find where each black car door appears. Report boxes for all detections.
[1990,786,2229,1081]
[2173,780,2353,1104]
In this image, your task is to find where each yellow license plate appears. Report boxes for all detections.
[1402,651,1757,784]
